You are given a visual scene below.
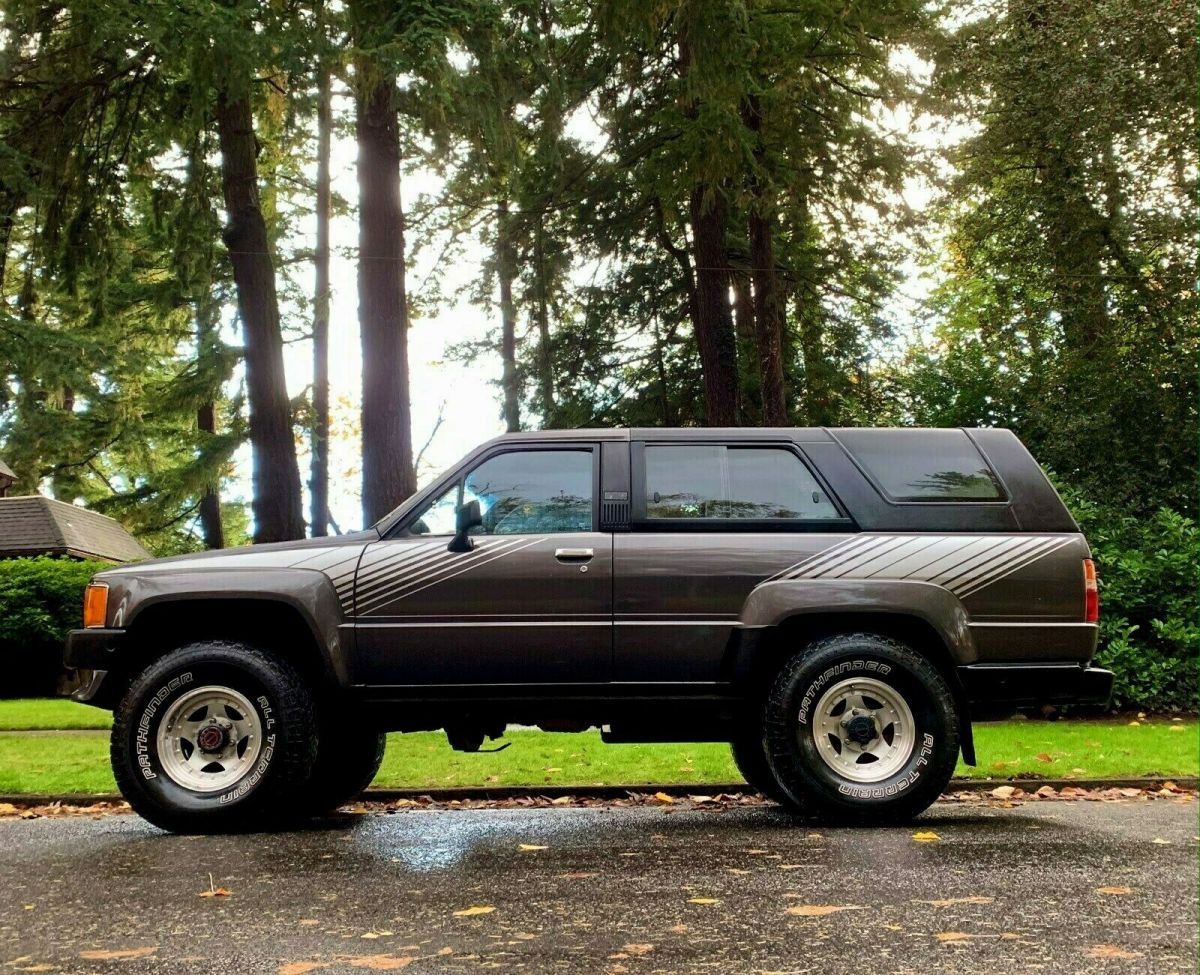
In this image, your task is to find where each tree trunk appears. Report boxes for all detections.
[356,72,416,526]
[795,287,832,426]
[197,399,225,549]
[731,268,760,424]
[533,217,555,421]
[497,196,520,432]
[687,184,740,426]
[742,93,788,425]
[214,89,305,543]
[310,57,332,537]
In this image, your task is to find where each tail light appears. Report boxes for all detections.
[82,582,109,629]
[1082,559,1099,623]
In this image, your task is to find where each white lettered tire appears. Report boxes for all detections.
[762,633,960,823]
[111,642,317,833]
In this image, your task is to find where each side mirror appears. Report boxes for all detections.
[447,500,483,553]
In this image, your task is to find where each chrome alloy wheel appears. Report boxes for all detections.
[810,676,915,783]
[156,685,263,793]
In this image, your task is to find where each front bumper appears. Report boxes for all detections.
[64,627,126,669]
[958,662,1114,710]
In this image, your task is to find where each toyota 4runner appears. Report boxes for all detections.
[66,427,1112,832]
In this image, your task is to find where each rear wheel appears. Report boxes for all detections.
[729,731,795,807]
[303,715,386,815]
[763,633,959,824]
[111,641,317,833]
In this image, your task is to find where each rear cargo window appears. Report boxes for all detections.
[836,429,1003,501]
[644,445,840,520]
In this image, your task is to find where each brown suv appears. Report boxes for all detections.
[66,427,1111,832]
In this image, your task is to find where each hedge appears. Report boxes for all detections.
[0,557,106,698]
[1061,491,1199,712]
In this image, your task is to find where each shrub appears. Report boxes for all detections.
[1061,489,1199,712]
[0,557,107,698]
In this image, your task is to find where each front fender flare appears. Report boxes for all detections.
[110,568,351,686]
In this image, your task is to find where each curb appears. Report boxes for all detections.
[3,777,1195,808]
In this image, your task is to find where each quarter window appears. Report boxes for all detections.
[644,445,840,520]
[835,428,1003,501]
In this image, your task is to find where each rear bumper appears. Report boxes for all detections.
[64,628,126,669]
[958,662,1114,710]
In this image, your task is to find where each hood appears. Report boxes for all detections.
[95,529,379,578]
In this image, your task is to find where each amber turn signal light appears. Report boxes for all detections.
[82,582,109,629]
[1082,559,1099,624]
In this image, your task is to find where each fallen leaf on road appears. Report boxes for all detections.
[919,896,994,907]
[343,955,415,970]
[299,919,320,926]
[653,792,675,804]
[551,796,573,805]
[1095,886,1133,896]
[912,831,940,842]
[1035,786,1057,798]
[79,948,157,960]
[688,897,720,905]
[668,924,688,934]
[200,888,232,898]
[935,932,973,943]
[1086,945,1141,959]
[279,963,327,975]
[452,906,496,917]
[1151,837,1171,845]
[728,868,751,875]
[518,844,548,851]
[623,944,654,955]
[990,786,1017,800]
[786,904,860,917]
[559,872,597,879]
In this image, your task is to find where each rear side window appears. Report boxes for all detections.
[835,429,1003,501]
[644,445,840,520]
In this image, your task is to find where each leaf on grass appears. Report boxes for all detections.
[687,897,720,905]
[786,904,860,917]
[1095,886,1133,896]
[518,844,548,851]
[79,948,158,960]
[912,831,940,843]
[935,932,973,943]
[452,906,496,917]
[1035,752,1054,763]
[1168,725,1185,733]
[1086,945,1141,959]
[919,896,994,907]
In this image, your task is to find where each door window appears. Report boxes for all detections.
[409,449,594,536]
[644,445,840,520]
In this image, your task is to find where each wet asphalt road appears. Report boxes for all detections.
[2,799,1196,975]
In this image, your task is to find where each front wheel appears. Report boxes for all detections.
[303,715,386,815]
[763,633,960,824]
[111,642,318,833]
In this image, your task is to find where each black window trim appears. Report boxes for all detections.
[386,442,602,538]
[629,440,856,533]
[828,428,1013,507]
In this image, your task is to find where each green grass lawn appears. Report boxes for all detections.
[0,703,1194,795]
[0,698,112,730]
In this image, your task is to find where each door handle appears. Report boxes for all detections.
[554,547,594,562]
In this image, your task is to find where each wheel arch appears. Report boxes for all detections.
[95,580,349,708]
[731,582,978,765]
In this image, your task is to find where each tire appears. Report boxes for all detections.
[111,641,318,834]
[303,715,387,815]
[729,731,796,807]
[763,633,959,824]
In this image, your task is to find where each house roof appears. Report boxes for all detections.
[0,496,149,563]
[0,459,13,480]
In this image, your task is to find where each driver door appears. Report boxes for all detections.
[351,443,612,686]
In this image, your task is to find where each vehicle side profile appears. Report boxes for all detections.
[66,427,1112,832]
